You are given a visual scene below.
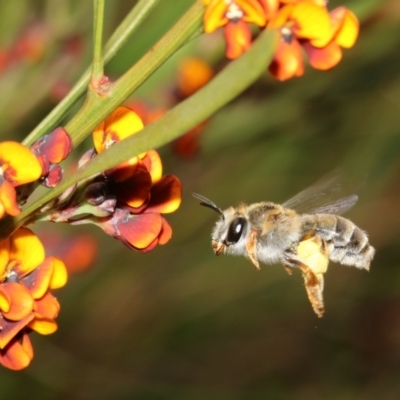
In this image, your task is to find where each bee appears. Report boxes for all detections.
[192,175,375,317]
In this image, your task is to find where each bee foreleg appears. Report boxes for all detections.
[246,229,260,270]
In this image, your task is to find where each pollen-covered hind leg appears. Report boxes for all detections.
[284,237,329,318]
[246,229,260,270]
[300,264,325,318]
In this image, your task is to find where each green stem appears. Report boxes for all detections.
[91,0,105,86]
[0,29,278,238]
[22,0,160,146]
[66,1,204,147]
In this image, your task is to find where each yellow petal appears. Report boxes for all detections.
[237,0,266,26]
[0,287,10,312]
[204,0,229,33]
[331,7,359,48]
[28,318,58,335]
[0,237,10,277]
[93,107,144,153]
[0,141,42,186]
[290,2,332,47]
[49,257,68,289]
[9,228,45,277]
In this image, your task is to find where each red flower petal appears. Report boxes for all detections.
[22,257,54,299]
[111,169,152,208]
[224,20,252,60]
[30,127,72,164]
[304,40,342,70]
[146,175,182,214]
[118,213,162,250]
[43,164,63,188]
[1,282,34,321]
[269,39,304,81]
[0,314,34,349]
[0,331,33,370]
[106,157,141,182]
[34,292,60,319]
[158,217,173,245]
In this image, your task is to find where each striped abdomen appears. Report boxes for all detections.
[303,214,375,270]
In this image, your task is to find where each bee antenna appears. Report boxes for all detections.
[191,192,224,217]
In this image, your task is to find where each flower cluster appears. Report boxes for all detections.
[0,227,67,370]
[0,105,182,371]
[202,0,359,80]
[48,106,182,252]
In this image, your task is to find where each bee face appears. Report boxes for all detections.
[212,207,249,256]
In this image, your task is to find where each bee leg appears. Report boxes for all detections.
[284,256,325,318]
[246,229,260,270]
[283,265,293,275]
[300,263,325,318]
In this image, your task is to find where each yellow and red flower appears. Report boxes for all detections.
[48,106,181,252]
[202,0,359,79]
[302,7,359,71]
[0,141,42,219]
[93,106,144,154]
[0,227,67,370]
[203,0,269,59]
[267,1,332,80]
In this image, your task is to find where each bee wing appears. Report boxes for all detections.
[282,173,360,215]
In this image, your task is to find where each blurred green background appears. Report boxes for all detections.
[1,0,400,399]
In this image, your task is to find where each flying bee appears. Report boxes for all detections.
[192,175,375,317]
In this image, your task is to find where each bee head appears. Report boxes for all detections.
[211,207,248,255]
[192,192,249,256]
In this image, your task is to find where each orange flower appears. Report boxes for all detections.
[0,228,67,370]
[0,141,42,218]
[267,1,333,80]
[267,2,359,80]
[176,58,214,98]
[202,0,268,59]
[303,7,359,70]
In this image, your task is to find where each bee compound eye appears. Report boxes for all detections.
[226,217,247,245]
